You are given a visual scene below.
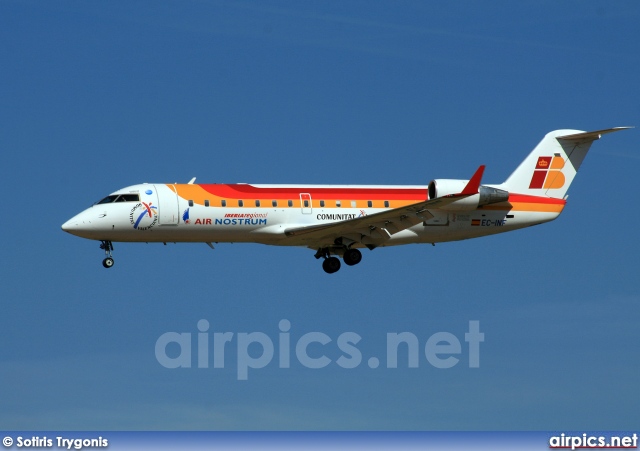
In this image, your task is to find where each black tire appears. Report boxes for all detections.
[343,248,362,266]
[102,257,114,268]
[322,256,341,274]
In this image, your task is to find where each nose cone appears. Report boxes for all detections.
[61,218,74,232]
[61,211,94,237]
[61,215,82,235]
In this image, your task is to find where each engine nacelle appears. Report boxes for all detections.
[428,179,509,211]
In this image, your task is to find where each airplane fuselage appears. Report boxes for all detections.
[62,182,564,247]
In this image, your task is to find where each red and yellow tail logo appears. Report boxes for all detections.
[529,156,565,189]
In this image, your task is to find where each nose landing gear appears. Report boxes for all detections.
[100,240,114,268]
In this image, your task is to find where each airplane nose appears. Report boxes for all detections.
[61,212,94,236]
[61,217,82,234]
[61,218,80,232]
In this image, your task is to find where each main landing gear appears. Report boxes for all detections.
[322,256,341,274]
[100,240,114,268]
[343,248,362,266]
[316,247,363,274]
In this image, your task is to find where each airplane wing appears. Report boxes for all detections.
[284,165,485,249]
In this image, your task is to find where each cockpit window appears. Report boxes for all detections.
[116,194,140,202]
[95,194,140,204]
[96,195,118,204]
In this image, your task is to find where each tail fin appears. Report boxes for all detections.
[501,127,631,199]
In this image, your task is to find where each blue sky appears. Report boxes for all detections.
[1,1,639,430]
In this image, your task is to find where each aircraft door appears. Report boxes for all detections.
[300,193,312,214]
[154,184,180,225]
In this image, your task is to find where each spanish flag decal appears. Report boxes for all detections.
[529,156,565,189]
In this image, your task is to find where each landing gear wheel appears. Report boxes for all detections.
[100,240,114,268]
[343,248,362,266]
[322,256,341,274]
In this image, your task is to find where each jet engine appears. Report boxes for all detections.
[428,179,509,211]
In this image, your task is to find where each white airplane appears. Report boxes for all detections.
[62,127,630,273]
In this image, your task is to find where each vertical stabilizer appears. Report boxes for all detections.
[502,127,631,199]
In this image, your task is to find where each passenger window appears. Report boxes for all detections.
[320,200,325,208]
[336,200,341,207]
[351,201,356,208]
[255,200,261,207]
[204,200,210,207]
[238,200,244,207]
[188,200,194,207]
[272,200,277,207]
[288,200,293,207]
[384,201,389,208]
[221,200,227,207]
[303,200,309,208]
[367,201,372,208]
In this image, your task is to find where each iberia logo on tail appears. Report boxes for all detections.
[529,156,565,189]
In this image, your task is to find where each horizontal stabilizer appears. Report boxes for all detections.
[557,127,633,142]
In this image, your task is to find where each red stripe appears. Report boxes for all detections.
[192,184,566,205]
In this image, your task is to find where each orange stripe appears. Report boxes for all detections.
[172,184,567,213]
[481,202,564,213]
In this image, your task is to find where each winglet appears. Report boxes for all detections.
[460,165,485,195]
